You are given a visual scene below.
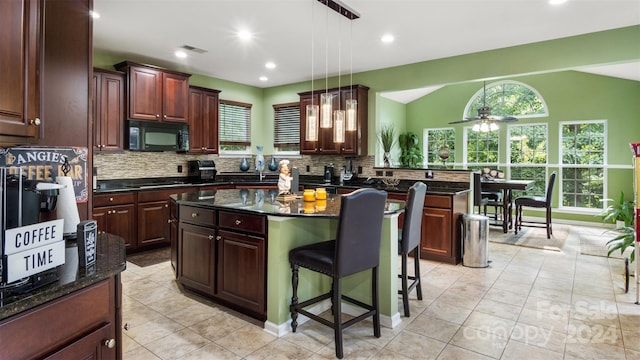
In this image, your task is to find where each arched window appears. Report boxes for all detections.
[464,80,548,119]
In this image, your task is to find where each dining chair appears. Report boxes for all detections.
[288,188,387,359]
[473,172,488,214]
[514,172,557,239]
[398,181,427,317]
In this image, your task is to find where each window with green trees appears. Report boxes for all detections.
[465,81,547,119]
[508,124,548,195]
[425,128,455,168]
[560,121,605,209]
[465,129,499,167]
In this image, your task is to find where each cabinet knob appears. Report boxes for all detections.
[30,118,41,126]
[156,114,160,118]
[165,204,169,208]
[191,212,198,218]
[235,219,242,225]
[104,338,116,348]
[109,197,114,202]
[216,235,221,241]
[163,114,167,119]
[208,235,215,240]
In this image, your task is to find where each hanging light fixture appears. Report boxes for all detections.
[305,1,319,141]
[345,14,357,132]
[315,0,360,137]
[449,81,517,132]
[333,2,345,143]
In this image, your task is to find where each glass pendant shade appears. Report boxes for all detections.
[472,123,481,132]
[305,105,319,141]
[480,122,490,132]
[345,99,357,131]
[320,93,333,128]
[489,122,499,131]
[333,110,345,143]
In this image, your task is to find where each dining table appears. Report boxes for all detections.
[481,179,535,233]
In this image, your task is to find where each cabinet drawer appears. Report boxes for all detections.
[219,211,265,235]
[138,187,196,202]
[424,195,452,209]
[93,193,135,207]
[180,205,216,227]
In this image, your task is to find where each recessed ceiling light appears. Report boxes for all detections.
[238,30,252,41]
[259,76,268,82]
[265,62,276,70]
[174,50,187,58]
[381,34,394,44]
[549,0,567,4]
[89,10,100,19]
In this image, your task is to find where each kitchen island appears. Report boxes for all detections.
[0,234,126,359]
[172,189,405,336]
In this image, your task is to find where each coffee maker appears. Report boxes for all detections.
[324,163,335,184]
[187,160,217,183]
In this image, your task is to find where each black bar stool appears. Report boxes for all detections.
[514,172,557,239]
[289,188,387,359]
[398,181,427,317]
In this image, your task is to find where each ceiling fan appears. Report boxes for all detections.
[448,81,517,131]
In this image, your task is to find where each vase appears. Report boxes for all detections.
[239,157,250,172]
[383,152,391,167]
[255,146,265,172]
[268,157,278,171]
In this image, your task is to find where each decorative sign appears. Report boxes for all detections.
[3,219,66,283]
[77,220,97,267]
[0,147,88,203]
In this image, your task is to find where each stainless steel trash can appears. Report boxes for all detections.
[461,214,489,268]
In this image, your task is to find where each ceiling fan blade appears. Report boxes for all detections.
[448,117,478,124]
[490,116,518,122]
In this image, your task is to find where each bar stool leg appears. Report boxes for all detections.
[290,264,299,332]
[333,278,343,358]
[414,247,422,300]
[401,251,409,316]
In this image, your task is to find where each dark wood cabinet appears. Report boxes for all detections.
[93,193,137,249]
[0,0,41,143]
[92,69,124,151]
[115,61,191,123]
[137,200,170,247]
[170,198,178,278]
[0,277,120,360]
[189,86,221,153]
[216,229,266,319]
[179,222,216,296]
[420,193,468,264]
[299,85,369,155]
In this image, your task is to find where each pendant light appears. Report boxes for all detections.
[320,1,333,129]
[305,1,319,141]
[345,17,357,132]
[333,3,345,144]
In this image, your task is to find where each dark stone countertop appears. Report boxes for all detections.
[95,175,470,196]
[0,233,126,321]
[173,189,405,218]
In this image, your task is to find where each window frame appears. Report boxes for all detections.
[273,102,300,156]
[463,80,549,120]
[506,122,549,196]
[463,126,500,169]
[218,99,252,155]
[423,127,456,168]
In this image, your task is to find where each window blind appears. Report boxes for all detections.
[273,103,300,147]
[219,100,252,146]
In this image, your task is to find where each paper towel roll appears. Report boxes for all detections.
[56,176,80,235]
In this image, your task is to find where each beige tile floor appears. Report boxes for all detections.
[121,225,640,359]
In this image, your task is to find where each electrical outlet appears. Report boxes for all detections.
[357,166,362,174]
[177,165,183,173]
[385,171,393,177]
[375,170,383,176]
[306,165,310,172]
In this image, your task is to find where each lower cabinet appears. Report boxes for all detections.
[137,199,170,247]
[178,222,216,296]
[0,277,120,359]
[93,193,136,249]
[420,193,468,264]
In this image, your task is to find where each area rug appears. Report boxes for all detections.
[488,224,569,252]
[579,227,631,260]
[126,247,170,267]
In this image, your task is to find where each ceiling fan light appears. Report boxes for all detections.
[489,122,499,131]
[480,122,490,132]
[472,123,481,132]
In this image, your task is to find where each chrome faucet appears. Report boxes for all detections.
[259,170,265,182]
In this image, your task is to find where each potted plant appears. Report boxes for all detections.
[398,132,424,168]
[600,191,634,227]
[378,125,396,167]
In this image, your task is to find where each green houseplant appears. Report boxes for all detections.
[600,191,634,227]
[398,132,424,168]
[378,125,396,167]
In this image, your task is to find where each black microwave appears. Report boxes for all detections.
[127,120,189,152]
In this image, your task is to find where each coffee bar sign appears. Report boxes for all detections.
[0,147,88,202]
[3,219,66,283]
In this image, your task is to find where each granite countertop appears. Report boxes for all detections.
[173,189,405,218]
[96,175,470,196]
[0,234,126,321]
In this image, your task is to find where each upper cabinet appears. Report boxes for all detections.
[114,61,191,123]
[92,69,124,151]
[188,86,221,154]
[0,0,42,143]
[299,85,369,155]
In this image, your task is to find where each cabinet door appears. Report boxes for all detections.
[299,94,319,154]
[170,199,178,278]
[128,65,162,121]
[0,0,40,139]
[179,223,216,295]
[93,205,136,249]
[162,72,189,123]
[202,90,219,152]
[318,91,341,154]
[44,323,115,360]
[137,200,170,247]
[216,230,266,317]
[421,207,452,259]
[98,72,124,151]
[188,88,205,152]
[339,88,358,155]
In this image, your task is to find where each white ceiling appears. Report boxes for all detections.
[93,0,640,100]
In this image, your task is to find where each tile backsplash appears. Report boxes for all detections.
[93,151,470,183]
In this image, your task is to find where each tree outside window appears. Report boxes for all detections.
[425,128,455,168]
[508,124,548,195]
[465,129,499,168]
[560,121,605,209]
